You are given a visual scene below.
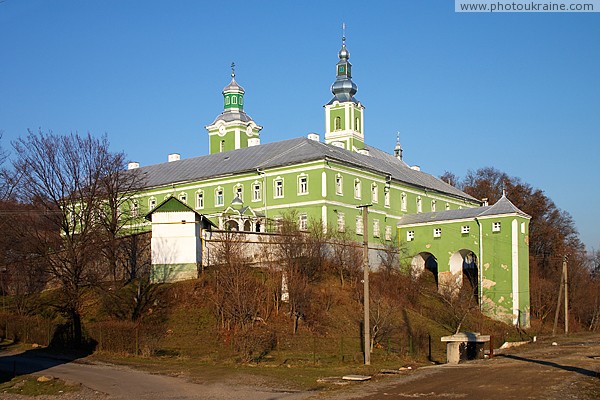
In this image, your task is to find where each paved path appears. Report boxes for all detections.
[0,349,312,400]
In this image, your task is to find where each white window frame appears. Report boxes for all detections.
[354,179,362,200]
[298,175,308,195]
[431,200,436,212]
[384,189,390,207]
[179,192,187,204]
[406,230,415,241]
[417,196,422,213]
[274,178,284,198]
[196,190,204,209]
[335,174,343,195]
[252,182,261,202]
[298,213,308,231]
[446,203,450,211]
[356,215,363,235]
[433,228,442,238]
[373,219,380,238]
[401,192,407,211]
[337,212,345,232]
[385,225,392,241]
[148,197,157,211]
[131,200,139,218]
[371,183,378,204]
[234,185,243,202]
[215,187,224,207]
[461,225,470,234]
[492,222,501,232]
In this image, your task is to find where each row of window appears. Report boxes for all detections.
[405,222,505,241]
[224,95,243,106]
[335,212,393,240]
[333,116,361,132]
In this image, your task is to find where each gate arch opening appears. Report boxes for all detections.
[449,249,479,302]
[411,252,438,287]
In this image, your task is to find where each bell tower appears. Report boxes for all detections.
[324,26,365,152]
[205,63,262,154]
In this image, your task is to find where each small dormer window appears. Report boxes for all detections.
[179,192,187,204]
[461,225,470,234]
[232,96,237,105]
[433,228,442,238]
[492,222,501,232]
[196,191,204,209]
[407,230,415,241]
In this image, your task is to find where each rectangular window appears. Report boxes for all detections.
[401,193,407,211]
[385,225,392,241]
[431,200,436,212]
[373,219,380,238]
[371,184,378,203]
[131,200,139,217]
[521,222,526,234]
[433,228,442,238]
[274,179,284,198]
[461,225,470,234]
[354,180,361,199]
[298,176,308,194]
[252,184,261,202]
[356,215,363,235]
[337,212,345,232]
[196,191,204,209]
[298,213,308,231]
[492,222,501,232]
[335,175,343,195]
[149,198,156,210]
[384,190,390,207]
[179,193,187,204]
[235,186,243,202]
[417,197,423,213]
[406,230,415,241]
[215,189,224,206]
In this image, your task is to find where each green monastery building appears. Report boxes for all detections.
[131,36,531,327]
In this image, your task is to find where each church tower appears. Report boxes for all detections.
[205,63,262,154]
[324,29,365,152]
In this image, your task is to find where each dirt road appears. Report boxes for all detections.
[1,334,598,399]
[325,335,600,399]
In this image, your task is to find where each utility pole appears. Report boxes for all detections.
[563,255,569,335]
[357,204,372,365]
[552,255,569,336]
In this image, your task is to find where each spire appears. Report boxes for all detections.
[231,61,235,78]
[328,23,358,104]
[394,132,403,160]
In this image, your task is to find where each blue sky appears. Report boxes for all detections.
[1,1,598,250]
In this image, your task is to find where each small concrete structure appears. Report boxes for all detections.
[441,332,490,364]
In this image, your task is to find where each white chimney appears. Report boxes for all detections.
[168,153,180,162]
[128,162,140,170]
[358,149,370,156]
[248,138,260,147]
[411,165,421,171]
[307,133,320,141]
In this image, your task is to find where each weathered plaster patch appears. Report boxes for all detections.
[425,244,431,249]
[482,278,496,289]
[484,263,490,271]
[498,296,504,303]
[501,264,509,271]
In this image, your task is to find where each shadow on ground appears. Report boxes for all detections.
[499,353,599,379]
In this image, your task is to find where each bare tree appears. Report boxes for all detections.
[12,130,126,346]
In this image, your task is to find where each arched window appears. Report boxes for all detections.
[334,116,342,131]
[196,190,204,209]
[417,196,423,213]
[354,179,362,199]
[220,140,225,153]
[355,117,361,132]
[401,192,407,211]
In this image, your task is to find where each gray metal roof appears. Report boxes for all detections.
[208,110,254,125]
[133,137,478,202]
[397,195,530,226]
